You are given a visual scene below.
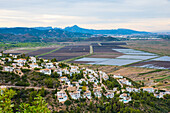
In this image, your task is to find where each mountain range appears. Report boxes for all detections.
[64,25,149,35]
[0,25,149,42]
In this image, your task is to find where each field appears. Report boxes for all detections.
[26,46,60,56]
[39,45,90,61]
[124,40,170,56]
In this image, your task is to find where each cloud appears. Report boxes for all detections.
[0,0,169,31]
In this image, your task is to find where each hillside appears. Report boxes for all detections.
[0,27,91,38]
[64,25,149,35]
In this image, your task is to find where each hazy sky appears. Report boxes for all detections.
[0,0,170,31]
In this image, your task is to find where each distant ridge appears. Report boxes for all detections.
[64,25,149,35]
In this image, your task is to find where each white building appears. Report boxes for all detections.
[29,63,39,69]
[83,90,91,99]
[140,87,155,93]
[119,78,132,86]
[126,87,139,92]
[40,69,51,75]
[29,57,36,63]
[3,66,14,72]
[69,91,81,100]
[105,91,114,98]
[56,90,68,102]
[14,59,27,63]
[119,93,132,103]
[60,77,69,83]
[45,63,54,69]
[113,74,123,79]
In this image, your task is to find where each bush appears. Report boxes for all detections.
[64,100,72,106]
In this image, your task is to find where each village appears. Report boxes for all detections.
[0,52,169,104]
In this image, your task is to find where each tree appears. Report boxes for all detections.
[64,100,72,106]
[19,94,50,113]
[0,89,16,113]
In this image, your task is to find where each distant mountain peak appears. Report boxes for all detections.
[64,25,149,35]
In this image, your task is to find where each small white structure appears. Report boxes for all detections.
[45,63,54,69]
[119,93,131,103]
[105,91,114,98]
[119,78,132,86]
[29,63,39,69]
[93,88,102,98]
[40,69,51,75]
[83,90,91,99]
[0,53,2,56]
[3,66,14,72]
[69,91,81,100]
[29,57,36,63]
[56,90,68,102]
[113,74,123,79]
[140,87,155,93]
[14,59,27,63]
[12,55,17,58]
[60,77,69,83]
[126,87,139,92]
[70,66,79,73]
[17,63,24,67]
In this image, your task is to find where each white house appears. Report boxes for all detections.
[40,69,51,75]
[83,90,91,99]
[93,88,102,98]
[119,78,132,86]
[0,53,2,56]
[119,93,132,103]
[45,63,54,69]
[126,87,139,92]
[113,74,123,79]
[105,91,114,98]
[3,66,14,72]
[56,90,68,102]
[140,87,155,93]
[70,66,79,73]
[14,59,27,63]
[69,91,81,100]
[12,55,17,58]
[17,62,24,67]
[29,57,36,63]
[60,77,69,83]
[29,63,39,69]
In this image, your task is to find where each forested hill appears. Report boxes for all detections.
[0,27,91,42]
[64,25,149,35]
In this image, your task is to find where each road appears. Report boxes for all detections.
[0,85,56,91]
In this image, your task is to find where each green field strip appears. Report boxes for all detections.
[154,76,170,82]
[36,46,64,57]
[90,45,93,54]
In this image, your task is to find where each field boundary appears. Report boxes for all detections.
[36,46,64,57]
[90,45,93,54]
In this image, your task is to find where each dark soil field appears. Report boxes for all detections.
[26,47,58,56]
[39,45,90,61]
[130,61,170,69]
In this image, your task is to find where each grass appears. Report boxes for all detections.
[36,46,64,57]
[154,76,170,82]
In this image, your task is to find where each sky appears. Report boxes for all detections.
[0,0,170,32]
